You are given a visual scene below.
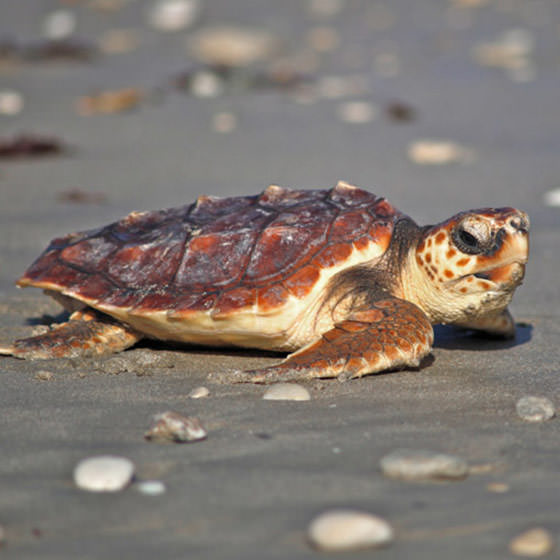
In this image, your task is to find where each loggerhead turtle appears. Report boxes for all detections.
[1,181,529,383]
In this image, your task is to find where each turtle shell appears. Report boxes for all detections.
[18,182,402,347]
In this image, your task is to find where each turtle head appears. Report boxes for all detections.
[408,207,529,323]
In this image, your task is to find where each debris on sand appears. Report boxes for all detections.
[0,134,66,159]
[144,411,207,443]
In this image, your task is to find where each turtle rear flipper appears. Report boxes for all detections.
[222,297,434,383]
[3,310,142,360]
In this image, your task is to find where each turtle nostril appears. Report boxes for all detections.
[509,214,529,233]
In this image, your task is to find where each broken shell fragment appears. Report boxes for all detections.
[144,411,207,443]
[76,88,143,115]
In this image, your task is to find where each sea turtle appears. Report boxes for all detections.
[1,181,529,383]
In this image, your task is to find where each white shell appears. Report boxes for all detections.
[408,140,473,165]
[149,0,200,32]
[189,386,210,399]
[380,449,469,481]
[516,396,556,422]
[188,26,279,67]
[262,383,311,401]
[509,528,555,557]
[336,101,377,124]
[73,455,135,492]
[0,90,24,116]
[308,509,394,551]
[43,10,76,40]
[136,480,166,496]
[543,188,560,207]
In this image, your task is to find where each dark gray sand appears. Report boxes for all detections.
[0,1,559,558]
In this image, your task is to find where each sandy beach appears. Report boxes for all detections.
[0,1,558,558]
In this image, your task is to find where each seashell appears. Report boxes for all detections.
[144,411,207,443]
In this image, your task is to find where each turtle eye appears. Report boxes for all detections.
[458,229,479,251]
[453,220,488,254]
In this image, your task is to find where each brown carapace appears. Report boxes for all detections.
[1,181,529,382]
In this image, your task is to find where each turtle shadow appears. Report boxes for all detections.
[433,322,532,351]
[25,310,70,326]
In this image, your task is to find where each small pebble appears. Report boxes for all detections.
[145,411,207,443]
[316,75,369,99]
[408,140,473,165]
[189,71,224,98]
[487,482,510,493]
[43,10,76,40]
[543,188,560,207]
[262,383,311,401]
[212,112,237,133]
[336,101,377,124]
[149,0,200,32]
[35,370,54,381]
[516,396,555,422]
[385,101,416,123]
[308,509,394,551]
[306,26,340,53]
[0,90,24,115]
[73,455,134,492]
[380,449,469,481]
[472,28,535,78]
[189,26,279,68]
[99,29,141,54]
[189,386,210,399]
[509,528,555,557]
[136,480,166,496]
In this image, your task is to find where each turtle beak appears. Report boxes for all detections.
[474,210,529,287]
[504,210,530,265]
[507,211,530,235]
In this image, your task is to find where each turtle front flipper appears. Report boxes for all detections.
[2,309,142,360]
[225,298,434,383]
